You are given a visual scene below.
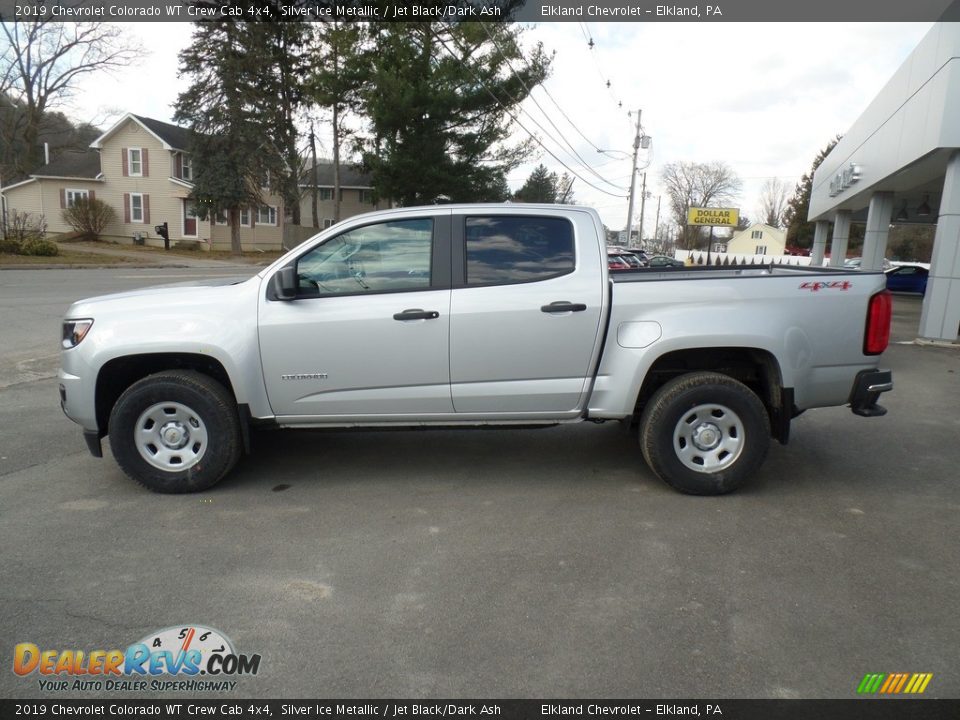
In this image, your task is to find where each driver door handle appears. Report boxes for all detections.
[541,301,587,313]
[393,309,440,321]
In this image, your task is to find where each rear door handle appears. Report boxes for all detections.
[393,309,440,321]
[541,301,587,313]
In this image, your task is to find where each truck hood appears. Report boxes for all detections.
[65,276,257,317]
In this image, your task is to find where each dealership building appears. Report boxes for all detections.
[808,22,960,342]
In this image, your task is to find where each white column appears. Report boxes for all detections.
[810,220,830,266]
[829,210,852,267]
[919,151,960,341]
[861,192,894,271]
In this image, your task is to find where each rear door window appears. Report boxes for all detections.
[465,216,575,286]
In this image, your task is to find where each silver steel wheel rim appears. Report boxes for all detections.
[672,403,745,473]
[134,401,208,472]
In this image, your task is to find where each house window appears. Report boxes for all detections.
[319,188,333,201]
[751,230,763,239]
[323,218,334,229]
[181,154,192,181]
[128,148,142,176]
[755,245,767,255]
[359,190,374,204]
[216,210,253,227]
[257,205,277,226]
[130,193,144,223]
[65,189,89,207]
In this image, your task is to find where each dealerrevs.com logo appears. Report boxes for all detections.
[13,625,262,693]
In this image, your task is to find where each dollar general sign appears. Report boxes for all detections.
[687,207,740,227]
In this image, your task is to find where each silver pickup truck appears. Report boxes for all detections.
[59,204,893,495]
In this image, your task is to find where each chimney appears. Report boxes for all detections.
[44,143,50,165]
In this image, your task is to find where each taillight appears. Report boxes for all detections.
[864,290,892,355]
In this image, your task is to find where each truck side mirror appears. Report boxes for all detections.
[273,266,298,301]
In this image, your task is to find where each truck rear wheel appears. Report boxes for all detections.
[108,370,241,493]
[639,372,770,495]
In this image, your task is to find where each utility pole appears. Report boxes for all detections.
[638,172,648,248]
[309,121,319,229]
[624,109,642,247]
[654,195,661,247]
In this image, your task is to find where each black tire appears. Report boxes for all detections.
[108,370,241,493]
[639,372,770,495]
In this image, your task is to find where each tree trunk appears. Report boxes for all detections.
[333,102,341,223]
[230,208,241,256]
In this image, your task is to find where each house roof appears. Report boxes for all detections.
[90,112,192,152]
[131,115,193,151]
[31,149,102,180]
[301,161,372,189]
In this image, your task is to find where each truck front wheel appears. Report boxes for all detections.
[108,371,242,493]
[639,372,770,495]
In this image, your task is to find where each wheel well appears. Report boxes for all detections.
[95,353,236,435]
[633,347,790,442]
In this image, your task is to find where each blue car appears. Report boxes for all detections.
[885,265,929,295]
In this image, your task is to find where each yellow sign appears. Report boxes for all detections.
[687,207,740,227]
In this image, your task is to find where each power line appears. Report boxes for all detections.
[478,23,626,191]
[435,33,628,199]
[578,22,632,130]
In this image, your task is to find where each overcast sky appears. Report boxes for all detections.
[68,21,935,233]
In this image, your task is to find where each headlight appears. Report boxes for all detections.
[62,319,94,349]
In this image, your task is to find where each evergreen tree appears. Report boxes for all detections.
[513,163,574,204]
[242,21,313,226]
[175,22,280,255]
[358,18,549,206]
[514,164,555,203]
[308,21,370,223]
[784,137,840,249]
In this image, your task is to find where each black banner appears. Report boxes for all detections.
[2,700,960,720]
[1,0,960,22]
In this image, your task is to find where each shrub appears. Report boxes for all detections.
[21,238,60,257]
[61,197,117,240]
[5,210,47,245]
[0,237,23,254]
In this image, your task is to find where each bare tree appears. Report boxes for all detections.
[757,177,789,228]
[0,21,138,175]
[661,161,742,249]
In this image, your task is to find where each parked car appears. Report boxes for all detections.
[885,264,929,295]
[619,252,646,269]
[647,255,686,268]
[60,204,892,496]
[845,257,893,271]
[608,246,649,265]
[607,253,631,271]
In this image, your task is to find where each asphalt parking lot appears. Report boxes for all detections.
[1,268,958,700]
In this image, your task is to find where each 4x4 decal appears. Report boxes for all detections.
[799,280,852,292]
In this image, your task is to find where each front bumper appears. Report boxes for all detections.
[59,364,103,457]
[849,369,893,417]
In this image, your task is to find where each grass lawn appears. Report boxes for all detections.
[0,250,137,266]
[65,239,284,264]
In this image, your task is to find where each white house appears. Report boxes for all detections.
[727,223,786,257]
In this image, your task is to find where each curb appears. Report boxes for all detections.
[0,263,195,270]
